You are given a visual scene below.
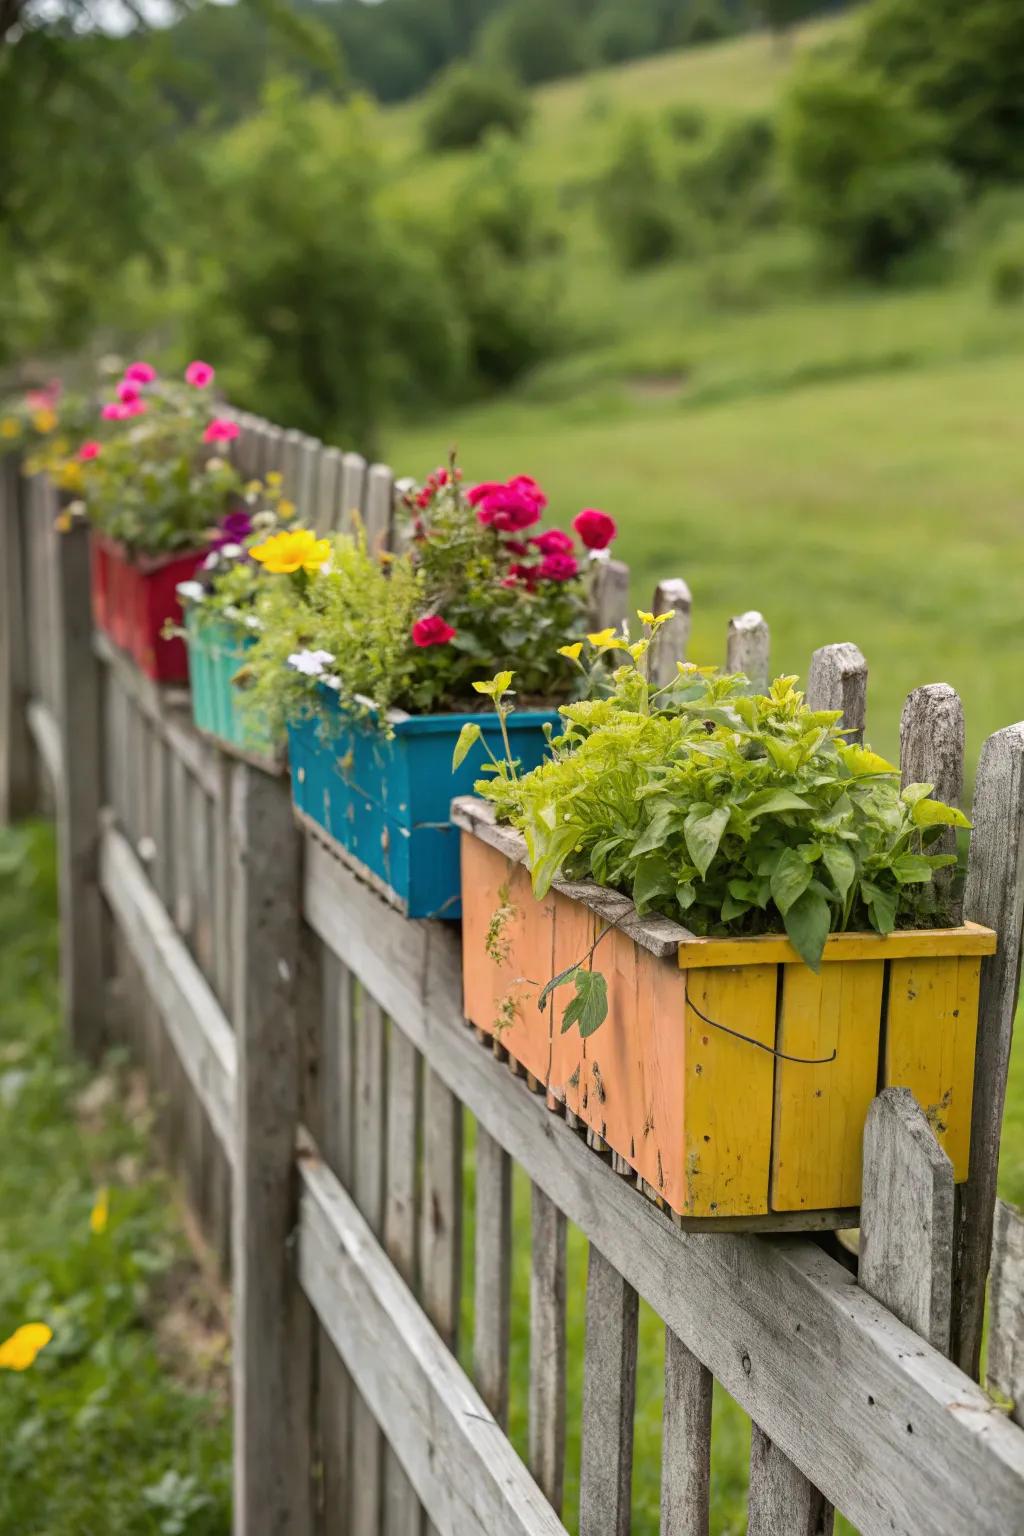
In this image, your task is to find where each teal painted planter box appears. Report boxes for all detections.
[183,606,279,765]
[287,691,558,919]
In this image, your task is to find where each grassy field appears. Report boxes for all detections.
[0,823,231,1536]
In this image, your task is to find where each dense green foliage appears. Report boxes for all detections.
[480,649,967,969]
[422,61,531,150]
[0,822,230,1535]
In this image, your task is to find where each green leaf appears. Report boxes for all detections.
[912,798,971,830]
[770,847,812,915]
[538,961,582,1013]
[631,806,684,858]
[900,782,935,806]
[783,889,831,971]
[861,880,898,935]
[891,852,935,884]
[560,969,608,1038]
[632,853,676,913]
[451,722,482,772]
[746,788,812,818]
[683,804,730,879]
[839,743,898,777]
[821,844,856,900]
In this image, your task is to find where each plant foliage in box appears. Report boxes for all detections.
[474,615,970,1032]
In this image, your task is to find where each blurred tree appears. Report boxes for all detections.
[479,0,589,84]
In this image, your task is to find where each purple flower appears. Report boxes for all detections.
[212,509,253,550]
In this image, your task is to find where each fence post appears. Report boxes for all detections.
[230,762,313,1536]
[51,518,106,1060]
[0,458,37,821]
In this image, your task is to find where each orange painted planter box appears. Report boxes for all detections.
[453,796,996,1225]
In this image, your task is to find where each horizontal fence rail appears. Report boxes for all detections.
[3,444,1024,1536]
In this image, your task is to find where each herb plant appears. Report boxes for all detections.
[476,622,969,975]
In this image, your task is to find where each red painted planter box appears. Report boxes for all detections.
[90,533,204,683]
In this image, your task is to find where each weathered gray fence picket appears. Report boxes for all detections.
[4,430,1024,1536]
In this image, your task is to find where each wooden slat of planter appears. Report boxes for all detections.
[579,1242,638,1536]
[298,1154,566,1536]
[421,1064,463,1353]
[675,924,996,969]
[660,1328,711,1536]
[1,460,37,820]
[474,1124,512,1428]
[771,959,884,1213]
[884,955,981,1180]
[303,837,1024,1534]
[529,1185,567,1515]
[352,987,386,1536]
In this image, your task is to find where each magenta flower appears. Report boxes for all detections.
[212,509,253,549]
[185,360,215,389]
[122,399,147,419]
[78,440,101,461]
[467,480,503,507]
[116,380,141,404]
[573,508,617,551]
[537,552,579,582]
[124,362,157,384]
[203,417,239,444]
[101,402,128,421]
[412,615,456,647]
[531,528,574,556]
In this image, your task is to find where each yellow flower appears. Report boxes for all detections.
[265,470,283,487]
[637,608,675,627]
[0,417,19,439]
[249,528,331,575]
[89,1186,109,1236]
[244,479,263,497]
[31,408,57,435]
[0,1323,53,1371]
[586,627,628,651]
[277,498,296,522]
[557,643,583,662]
[56,461,84,494]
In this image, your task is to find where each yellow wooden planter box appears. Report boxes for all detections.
[453,796,996,1225]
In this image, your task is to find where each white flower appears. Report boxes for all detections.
[177,581,205,603]
[323,674,341,691]
[220,542,243,560]
[287,648,336,677]
[588,547,611,564]
[202,552,220,570]
[244,614,262,631]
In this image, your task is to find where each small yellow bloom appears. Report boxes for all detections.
[628,640,649,662]
[558,643,583,662]
[0,1323,53,1371]
[586,627,627,651]
[637,608,675,627]
[265,470,283,487]
[56,461,84,494]
[245,479,263,496]
[0,417,19,439]
[249,529,331,575]
[277,498,296,522]
[31,408,57,435]
[89,1186,109,1235]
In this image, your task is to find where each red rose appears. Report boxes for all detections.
[507,561,539,591]
[467,480,503,507]
[537,553,579,582]
[477,485,543,532]
[411,615,456,647]
[531,528,574,556]
[508,474,548,512]
[573,508,617,550]
[504,539,529,555]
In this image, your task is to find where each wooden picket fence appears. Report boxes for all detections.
[3,421,1024,1536]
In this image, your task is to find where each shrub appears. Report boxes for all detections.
[844,158,963,280]
[480,0,589,86]
[422,62,531,153]
[988,226,1024,305]
[597,116,680,270]
[681,113,778,227]
[666,103,709,143]
[589,0,661,63]
[677,0,736,47]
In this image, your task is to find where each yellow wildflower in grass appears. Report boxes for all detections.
[249,529,331,575]
[89,1186,109,1236]
[30,408,57,435]
[0,1323,53,1371]
[557,643,583,662]
[0,417,20,439]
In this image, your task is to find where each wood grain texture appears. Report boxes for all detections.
[748,1426,834,1536]
[647,578,692,688]
[956,722,1024,1377]
[315,446,343,535]
[100,824,236,1156]
[529,1184,566,1514]
[660,1328,712,1536]
[299,1155,565,1536]
[900,683,964,921]
[0,460,38,820]
[352,987,387,1536]
[421,1064,463,1353]
[364,463,395,554]
[340,452,368,535]
[229,765,312,1536]
[806,642,867,744]
[725,610,770,692]
[590,557,630,634]
[860,1089,954,1354]
[319,950,355,1531]
[988,1200,1024,1428]
[579,1242,638,1536]
[474,1124,512,1428]
[303,835,1024,1535]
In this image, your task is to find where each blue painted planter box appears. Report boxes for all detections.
[183,606,281,767]
[287,692,558,919]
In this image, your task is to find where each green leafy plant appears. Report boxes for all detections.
[476,620,969,1033]
[175,471,302,635]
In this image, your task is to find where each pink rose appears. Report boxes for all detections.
[101,402,129,421]
[203,417,239,444]
[117,380,141,404]
[538,552,579,582]
[78,440,101,461]
[122,399,147,418]
[124,362,157,384]
[508,474,547,511]
[185,360,215,389]
[411,615,456,647]
[531,528,574,556]
[467,480,503,507]
[507,562,539,591]
[573,508,617,551]
[477,485,542,533]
